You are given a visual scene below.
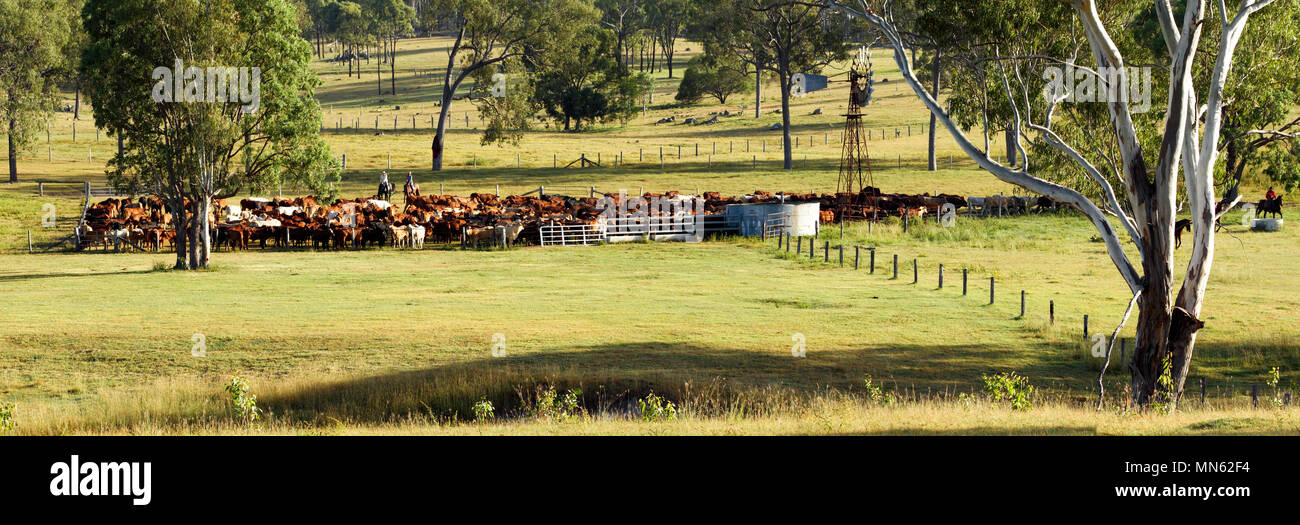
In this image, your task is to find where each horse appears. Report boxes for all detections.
[403,180,420,204]
[1175,219,1191,249]
[377,181,394,202]
[1257,196,1283,218]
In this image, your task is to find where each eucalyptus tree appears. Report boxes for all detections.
[83,0,336,269]
[831,0,1286,409]
[645,0,696,79]
[368,0,415,95]
[0,0,74,183]
[707,0,846,170]
[424,0,596,171]
[596,0,644,66]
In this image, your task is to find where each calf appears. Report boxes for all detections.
[390,224,411,249]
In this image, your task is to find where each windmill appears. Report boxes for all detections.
[837,46,876,199]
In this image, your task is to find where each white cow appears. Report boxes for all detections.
[408,225,426,249]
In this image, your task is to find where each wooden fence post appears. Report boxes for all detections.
[1084,315,1090,339]
[1050,300,1055,325]
[912,259,917,284]
[962,269,967,295]
[1200,377,1206,405]
[989,277,995,304]
[892,254,898,279]
[838,245,843,266]
[797,237,802,253]
[869,248,875,273]
[823,241,829,262]
[1020,291,1026,318]
[854,246,860,270]
[938,264,944,288]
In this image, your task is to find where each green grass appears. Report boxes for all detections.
[0,35,1296,435]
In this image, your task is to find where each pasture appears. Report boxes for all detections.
[1,35,1297,435]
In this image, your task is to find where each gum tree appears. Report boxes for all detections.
[424,0,595,171]
[0,0,73,184]
[83,0,336,269]
[703,0,846,170]
[830,0,1282,409]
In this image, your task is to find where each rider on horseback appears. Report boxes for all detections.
[378,171,393,201]
[403,172,421,205]
[1267,187,1277,201]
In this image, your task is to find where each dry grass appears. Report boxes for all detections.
[9,368,1296,436]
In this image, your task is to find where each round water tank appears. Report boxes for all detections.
[1252,218,1283,231]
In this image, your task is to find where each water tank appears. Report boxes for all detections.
[1252,218,1283,231]
[783,202,820,237]
[724,201,820,237]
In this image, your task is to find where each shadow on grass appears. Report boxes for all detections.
[256,339,1082,425]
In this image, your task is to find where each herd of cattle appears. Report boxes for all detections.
[74,187,1066,252]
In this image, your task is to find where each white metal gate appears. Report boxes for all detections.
[539,223,604,246]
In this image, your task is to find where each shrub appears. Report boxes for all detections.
[1267,367,1284,408]
[862,375,897,405]
[638,391,678,422]
[472,397,495,422]
[982,371,1035,411]
[224,376,261,425]
[0,402,15,434]
[524,385,586,423]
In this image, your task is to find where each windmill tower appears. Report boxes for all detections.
[837,47,875,197]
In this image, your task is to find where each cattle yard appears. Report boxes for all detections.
[65,186,989,254]
[2,34,1299,436]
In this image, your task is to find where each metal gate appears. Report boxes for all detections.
[539,223,604,246]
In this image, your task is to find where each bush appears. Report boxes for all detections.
[675,54,751,105]
[224,376,262,425]
[982,371,1035,411]
[638,391,678,422]
[862,375,897,405]
[0,402,15,434]
[472,397,495,422]
[524,385,586,423]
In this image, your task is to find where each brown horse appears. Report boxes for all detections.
[1175,219,1191,249]
[403,180,420,204]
